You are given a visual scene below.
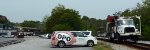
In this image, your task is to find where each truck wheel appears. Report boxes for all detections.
[110,37,114,41]
[109,33,115,41]
[133,40,137,43]
[87,41,94,47]
[132,37,138,43]
[108,36,114,41]
[57,41,65,48]
[116,34,123,43]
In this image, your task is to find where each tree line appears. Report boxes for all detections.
[20,0,150,40]
[42,4,103,35]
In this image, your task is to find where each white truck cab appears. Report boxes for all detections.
[51,31,97,47]
[106,15,141,42]
[116,19,140,36]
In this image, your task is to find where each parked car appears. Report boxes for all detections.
[44,34,51,39]
[39,34,51,39]
[17,32,24,38]
[51,31,97,48]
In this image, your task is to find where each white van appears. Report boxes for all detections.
[51,31,97,47]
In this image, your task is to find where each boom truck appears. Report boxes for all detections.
[106,15,141,42]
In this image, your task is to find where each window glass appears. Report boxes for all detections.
[76,32,84,37]
[1,33,7,35]
[0,24,3,28]
[118,20,134,25]
[71,32,77,37]
[71,32,84,37]
[82,32,90,35]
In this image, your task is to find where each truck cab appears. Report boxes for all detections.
[106,15,141,42]
[117,19,140,36]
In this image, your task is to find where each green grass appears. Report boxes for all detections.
[93,42,114,50]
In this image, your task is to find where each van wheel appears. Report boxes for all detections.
[57,41,65,48]
[87,41,94,47]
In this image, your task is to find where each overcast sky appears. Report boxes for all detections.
[0,0,142,23]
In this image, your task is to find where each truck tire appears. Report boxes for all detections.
[87,41,94,47]
[116,34,123,43]
[57,41,65,48]
[133,39,137,43]
[132,36,138,43]
[109,33,115,41]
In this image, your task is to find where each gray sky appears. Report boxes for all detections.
[0,0,142,23]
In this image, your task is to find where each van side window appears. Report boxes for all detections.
[71,32,77,37]
[51,32,55,36]
[76,32,84,37]
[82,32,90,35]
[71,32,84,37]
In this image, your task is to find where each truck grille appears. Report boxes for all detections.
[124,27,135,33]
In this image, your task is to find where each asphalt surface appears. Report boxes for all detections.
[0,38,16,42]
[0,36,92,50]
[0,37,25,47]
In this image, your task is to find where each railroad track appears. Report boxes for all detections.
[97,37,150,50]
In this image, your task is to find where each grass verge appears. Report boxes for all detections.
[93,42,113,50]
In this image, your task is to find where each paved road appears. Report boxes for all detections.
[0,36,92,50]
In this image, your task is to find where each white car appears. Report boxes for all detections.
[39,34,50,39]
[44,34,51,39]
[51,31,97,47]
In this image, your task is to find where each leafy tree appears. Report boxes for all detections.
[0,15,9,24]
[51,24,72,31]
[81,16,102,36]
[45,4,82,33]
[81,16,90,30]
[20,20,40,28]
[44,4,103,35]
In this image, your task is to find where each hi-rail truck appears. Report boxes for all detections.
[106,15,141,43]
